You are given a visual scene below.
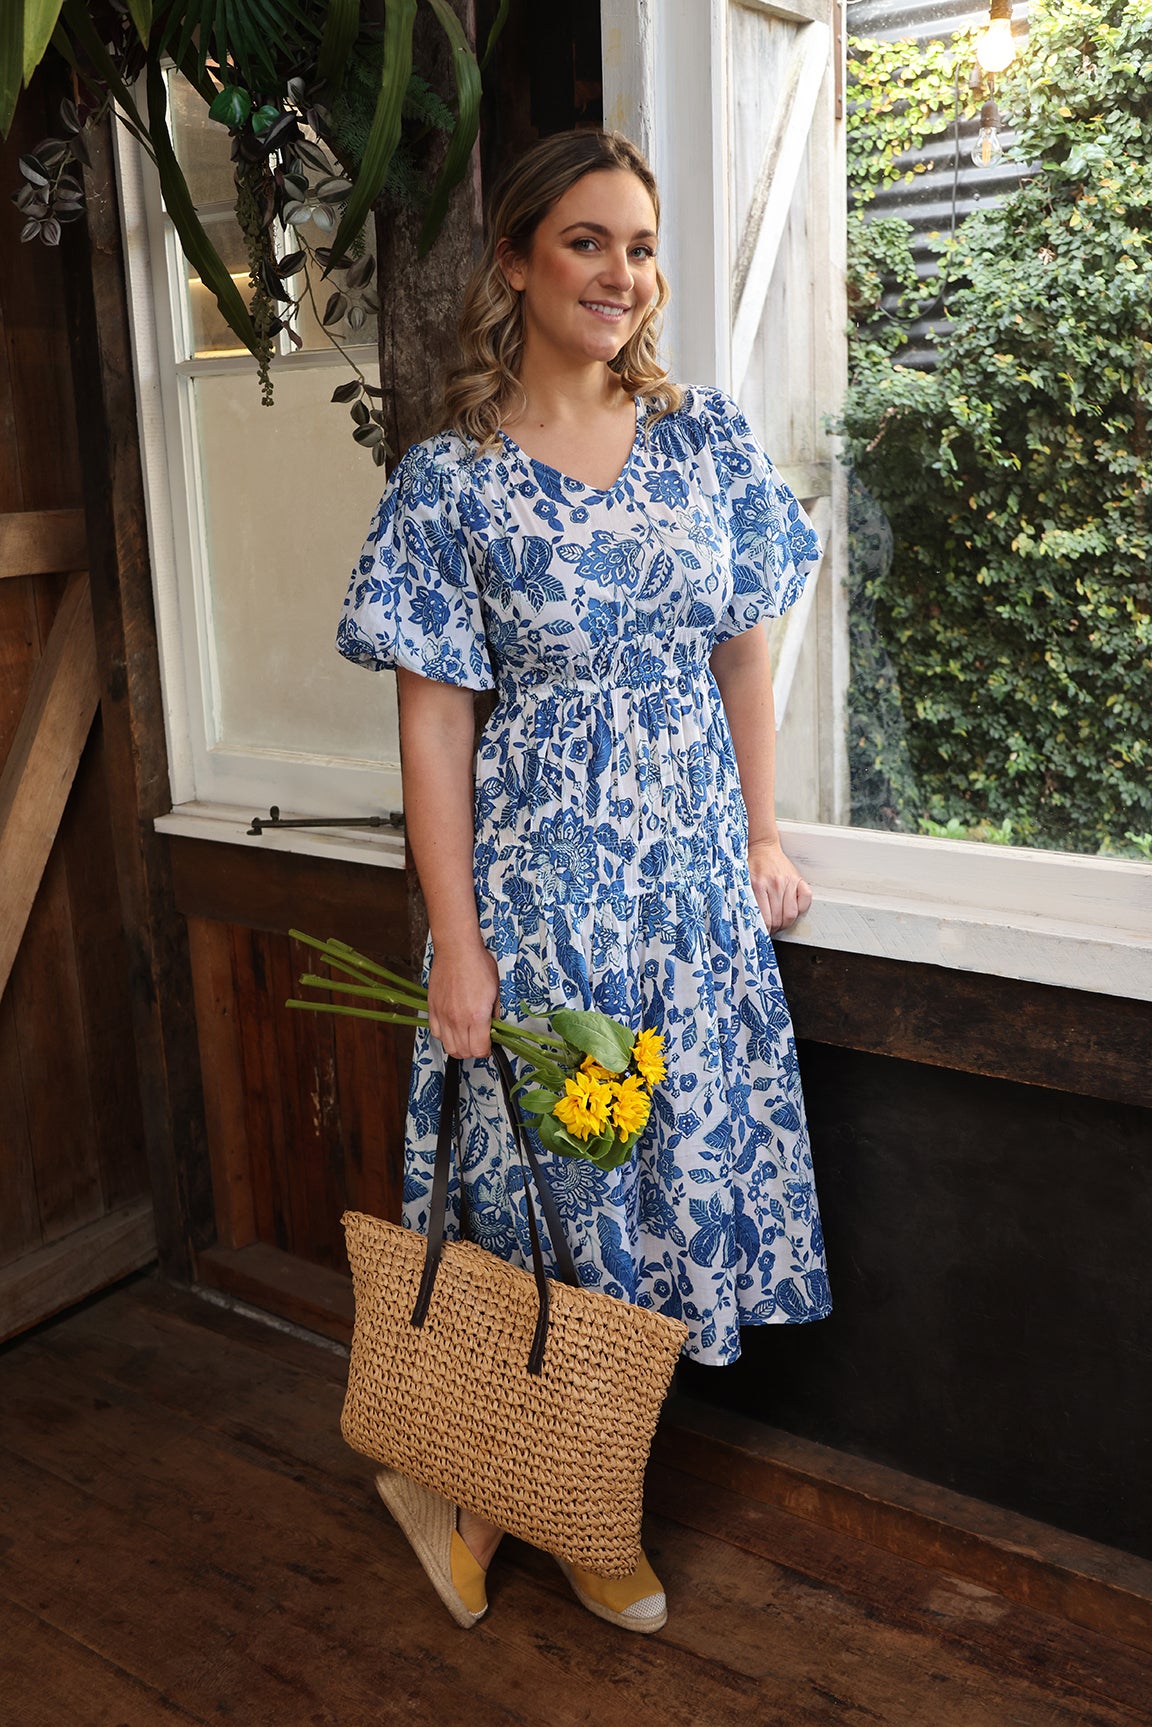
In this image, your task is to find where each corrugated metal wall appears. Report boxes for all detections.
[848,0,1031,364]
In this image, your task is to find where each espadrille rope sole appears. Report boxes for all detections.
[374,1468,486,1628]
[555,1557,668,1633]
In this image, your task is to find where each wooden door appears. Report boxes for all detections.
[0,87,154,1343]
[603,0,850,822]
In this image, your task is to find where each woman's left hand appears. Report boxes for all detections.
[748,838,812,934]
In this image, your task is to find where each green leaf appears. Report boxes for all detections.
[58,1,153,151]
[317,0,359,87]
[518,1088,561,1115]
[418,0,482,256]
[144,57,261,359]
[123,0,152,47]
[549,1009,634,1073]
[479,0,509,71]
[1,4,24,137]
[209,84,253,128]
[326,0,416,269]
[22,0,66,89]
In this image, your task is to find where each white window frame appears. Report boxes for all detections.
[115,49,1152,1004]
[113,105,407,828]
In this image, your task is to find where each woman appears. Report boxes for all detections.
[337,129,830,1634]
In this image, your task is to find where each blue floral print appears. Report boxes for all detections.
[337,385,830,1364]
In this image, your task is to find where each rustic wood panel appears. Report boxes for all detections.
[0,74,153,1327]
[62,113,214,1279]
[8,839,103,1244]
[169,833,412,963]
[186,916,257,1250]
[655,1397,1152,1658]
[59,717,148,1210]
[184,914,409,1276]
[0,507,86,579]
[0,570,98,999]
[0,989,39,1268]
[776,943,1152,1107]
[0,1201,155,1345]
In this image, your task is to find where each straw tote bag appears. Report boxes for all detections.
[340,1047,688,1577]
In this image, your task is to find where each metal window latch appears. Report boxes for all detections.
[247,805,405,837]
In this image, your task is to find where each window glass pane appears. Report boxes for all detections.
[193,364,393,761]
[168,71,235,206]
[184,211,255,358]
[840,5,1151,863]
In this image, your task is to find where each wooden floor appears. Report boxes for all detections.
[1,1276,1150,1727]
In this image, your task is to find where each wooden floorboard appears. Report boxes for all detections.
[0,1273,1149,1727]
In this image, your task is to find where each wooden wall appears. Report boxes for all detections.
[0,79,152,1341]
[171,840,414,1339]
[682,953,1152,1564]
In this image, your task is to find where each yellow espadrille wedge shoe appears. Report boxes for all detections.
[554,1551,667,1633]
[374,1469,489,1628]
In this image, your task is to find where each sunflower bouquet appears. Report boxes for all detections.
[287,931,665,1171]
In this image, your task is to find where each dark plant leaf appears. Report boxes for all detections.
[252,103,282,137]
[371,442,387,467]
[124,0,153,44]
[286,325,303,349]
[363,383,384,398]
[19,1,68,104]
[331,379,362,403]
[20,219,43,242]
[209,85,253,129]
[351,399,370,425]
[59,98,80,134]
[275,248,307,277]
[480,0,510,71]
[327,0,416,268]
[317,0,358,88]
[14,184,46,213]
[419,0,483,256]
[292,138,332,174]
[54,202,85,222]
[144,58,261,358]
[19,155,50,188]
[347,304,367,331]
[322,290,348,325]
[353,422,385,447]
[69,128,91,168]
[344,253,375,289]
[41,217,61,246]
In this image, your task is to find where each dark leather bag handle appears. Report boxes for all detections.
[411,1047,580,1375]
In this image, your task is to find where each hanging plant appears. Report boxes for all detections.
[3,0,509,456]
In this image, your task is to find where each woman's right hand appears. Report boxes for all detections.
[426,941,501,1059]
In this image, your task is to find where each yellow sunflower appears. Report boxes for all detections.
[580,1053,613,1084]
[631,1027,667,1088]
[610,1073,651,1137]
[553,1071,614,1142]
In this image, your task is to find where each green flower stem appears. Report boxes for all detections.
[297,970,430,1011]
[285,999,429,1029]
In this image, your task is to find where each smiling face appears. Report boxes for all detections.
[498,169,660,370]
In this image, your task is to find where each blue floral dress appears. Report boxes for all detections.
[337,385,831,1364]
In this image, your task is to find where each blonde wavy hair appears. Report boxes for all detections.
[439,130,682,450]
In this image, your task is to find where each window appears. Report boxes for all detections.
[118,73,406,842]
[602,0,1151,997]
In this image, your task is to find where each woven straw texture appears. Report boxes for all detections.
[341,1209,688,1576]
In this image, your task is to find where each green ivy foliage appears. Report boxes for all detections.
[841,0,1152,856]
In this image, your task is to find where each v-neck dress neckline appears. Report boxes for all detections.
[498,394,646,500]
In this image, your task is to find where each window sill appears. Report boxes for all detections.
[155,805,1152,1003]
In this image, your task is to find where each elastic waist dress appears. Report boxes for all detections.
[337,384,831,1364]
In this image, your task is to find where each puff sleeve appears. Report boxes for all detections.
[705,390,823,645]
[335,439,496,691]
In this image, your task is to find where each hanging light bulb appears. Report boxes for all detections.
[976,0,1016,75]
[971,99,1004,168]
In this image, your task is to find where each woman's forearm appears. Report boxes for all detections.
[709,624,780,843]
[396,668,485,951]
